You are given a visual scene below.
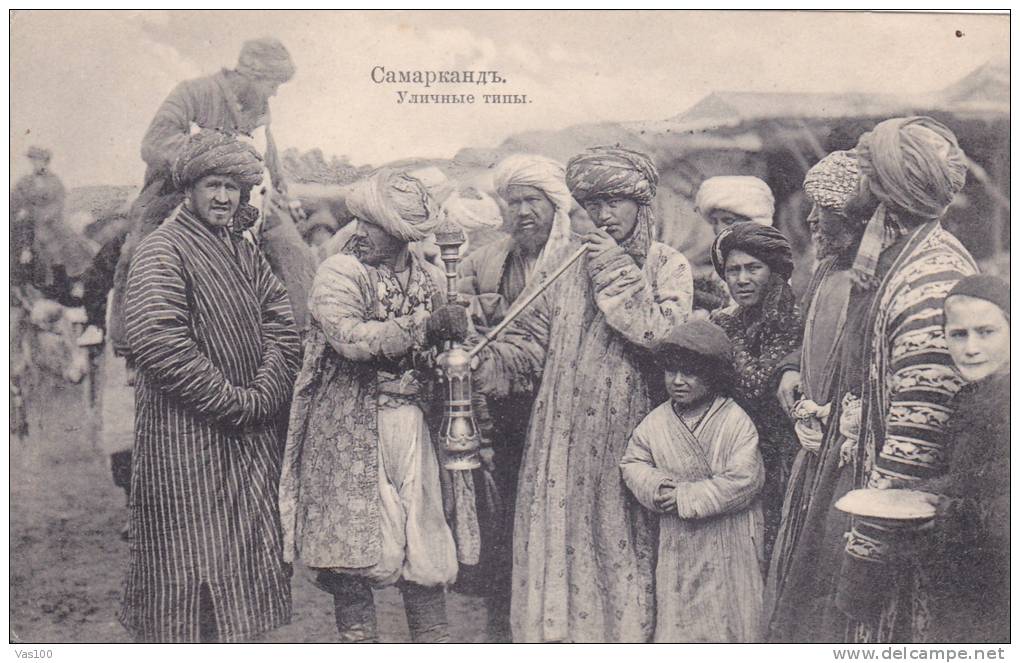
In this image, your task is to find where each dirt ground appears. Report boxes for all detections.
[10,373,488,644]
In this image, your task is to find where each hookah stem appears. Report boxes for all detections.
[467,245,586,359]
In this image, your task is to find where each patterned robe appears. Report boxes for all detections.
[280,251,468,575]
[621,398,765,643]
[476,239,693,642]
[120,208,300,642]
[840,221,977,643]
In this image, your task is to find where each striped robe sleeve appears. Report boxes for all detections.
[125,236,284,427]
[869,264,969,487]
[252,244,301,415]
[310,254,429,361]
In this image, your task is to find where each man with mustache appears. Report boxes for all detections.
[454,154,575,642]
[279,170,474,643]
[473,146,693,642]
[120,130,301,642]
[764,150,873,641]
[109,37,315,358]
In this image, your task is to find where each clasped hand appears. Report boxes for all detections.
[654,479,677,513]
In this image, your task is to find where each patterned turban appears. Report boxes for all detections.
[237,37,296,82]
[493,154,574,272]
[711,222,794,281]
[804,151,862,214]
[171,129,264,191]
[565,146,659,205]
[855,116,967,220]
[346,169,440,243]
[27,146,51,161]
[695,176,775,226]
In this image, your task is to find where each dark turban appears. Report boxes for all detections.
[946,274,1010,318]
[711,222,794,280]
[565,146,659,205]
[237,37,296,82]
[856,116,967,220]
[171,130,264,191]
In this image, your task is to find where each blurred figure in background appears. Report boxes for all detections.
[695,175,775,234]
[11,146,92,299]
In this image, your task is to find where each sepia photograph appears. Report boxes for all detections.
[8,8,1010,650]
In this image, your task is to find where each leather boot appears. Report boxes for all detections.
[399,581,450,643]
[315,570,378,643]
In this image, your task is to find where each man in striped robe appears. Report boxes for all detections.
[832,117,978,643]
[120,130,301,643]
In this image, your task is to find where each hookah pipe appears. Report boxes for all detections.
[433,221,585,471]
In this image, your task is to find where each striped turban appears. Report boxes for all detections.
[493,154,574,273]
[346,169,440,243]
[565,146,658,205]
[803,151,862,215]
[711,222,794,281]
[237,37,296,82]
[695,176,775,226]
[171,130,264,191]
[856,116,967,220]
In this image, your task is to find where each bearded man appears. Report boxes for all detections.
[120,130,301,642]
[764,150,873,641]
[473,146,693,642]
[454,154,575,641]
[279,170,474,643]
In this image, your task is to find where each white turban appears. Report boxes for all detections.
[492,154,574,282]
[695,176,775,226]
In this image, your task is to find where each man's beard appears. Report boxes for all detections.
[511,225,551,256]
[815,228,862,261]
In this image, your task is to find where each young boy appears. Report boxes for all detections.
[620,320,765,642]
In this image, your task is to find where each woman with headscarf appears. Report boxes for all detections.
[709,223,801,568]
[828,117,977,644]
[279,169,473,643]
[621,320,765,642]
[473,146,693,642]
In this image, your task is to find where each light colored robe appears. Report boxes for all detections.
[621,398,765,643]
[476,239,693,642]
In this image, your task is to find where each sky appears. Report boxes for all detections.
[9,10,1009,188]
